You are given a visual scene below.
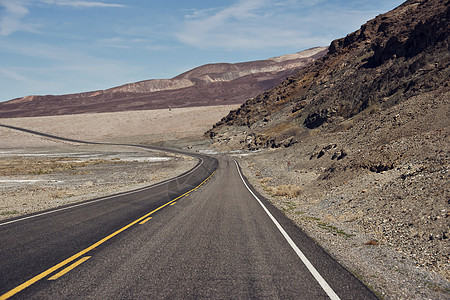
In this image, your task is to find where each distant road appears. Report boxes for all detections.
[0,125,376,299]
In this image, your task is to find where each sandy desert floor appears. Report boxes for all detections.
[0,105,239,145]
[1,102,448,299]
[0,105,237,220]
[0,139,197,221]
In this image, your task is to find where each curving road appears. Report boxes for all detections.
[0,126,376,299]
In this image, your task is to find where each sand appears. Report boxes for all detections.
[0,105,237,220]
[0,105,239,145]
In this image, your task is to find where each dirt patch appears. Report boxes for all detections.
[264,184,302,198]
[0,144,197,221]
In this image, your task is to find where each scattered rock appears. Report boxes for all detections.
[364,240,380,246]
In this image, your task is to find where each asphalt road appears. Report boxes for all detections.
[0,126,376,299]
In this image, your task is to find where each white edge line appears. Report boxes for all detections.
[0,157,204,227]
[234,160,341,300]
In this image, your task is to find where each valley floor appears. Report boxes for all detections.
[0,106,238,220]
[0,142,196,221]
[1,99,448,299]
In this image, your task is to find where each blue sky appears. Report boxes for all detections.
[0,0,404,102]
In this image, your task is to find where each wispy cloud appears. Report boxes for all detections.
[0,0,125,36]
[0,66,30,82]
[1,38,123,69]
[0,39,143,99]
[0,64,67,100]
[175,0,396,51]
[146,44,177,52]
[0,0,34,36]
[274,0,324,7]
[40,0,126,8]
[97,36,147,48]
[175,0,329,51]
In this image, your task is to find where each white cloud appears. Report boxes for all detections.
[0,39,143,99]
[97,36,148,49]
[274,0,323,7]
[40,0,126,8]
[0,0,29,15]
[0,64,66,101]
[0,0,32,36]
[176,0,331,51]
[146,44,175,51]
[2,38,115,67]
[175,0,404,51]
[0,0,125,36]
[0,66,30,82]
[100,37,124,43]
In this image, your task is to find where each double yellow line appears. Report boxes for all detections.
[0,170,215,300]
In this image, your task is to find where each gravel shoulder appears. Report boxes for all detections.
[235,153,448,299]
[207,90,449,299]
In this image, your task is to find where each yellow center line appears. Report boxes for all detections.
[0,170,215,300]
[170,202,177,206]
[139,217,152,224]
[48,256,91,281]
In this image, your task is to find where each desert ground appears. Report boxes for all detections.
[220,90,449,299]
[0,105,239,145]
[1,102,448,299]
[0,105,237,220]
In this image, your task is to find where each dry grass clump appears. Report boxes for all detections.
[266,184,302,198]
[0,157,121,176]
[50,189,70,199]
[259,177,272,185]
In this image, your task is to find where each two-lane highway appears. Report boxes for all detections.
[0,126,376,299]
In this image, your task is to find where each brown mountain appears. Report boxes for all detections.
[208,0,449,142]
[0,47,327,118]
[207,0,449,294]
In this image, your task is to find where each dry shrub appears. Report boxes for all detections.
[267,184,302,198]
[0,157,117,176]
[364,239,379,246]
[259,177,272,185]
[50,190,68,199]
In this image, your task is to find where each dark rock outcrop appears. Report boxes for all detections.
[208,0,449,143]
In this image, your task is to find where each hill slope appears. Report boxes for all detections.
[209,0,448,139]
[0,48,326,118]
[207,0,449,297]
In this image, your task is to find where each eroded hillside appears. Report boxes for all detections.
[208,0,449,145]
[207,0,449,297]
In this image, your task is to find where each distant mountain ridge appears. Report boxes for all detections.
[0,47,327,118]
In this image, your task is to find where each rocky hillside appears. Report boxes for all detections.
[207,0,449,297]
[209,0,448,142]
[0,48,326,118]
